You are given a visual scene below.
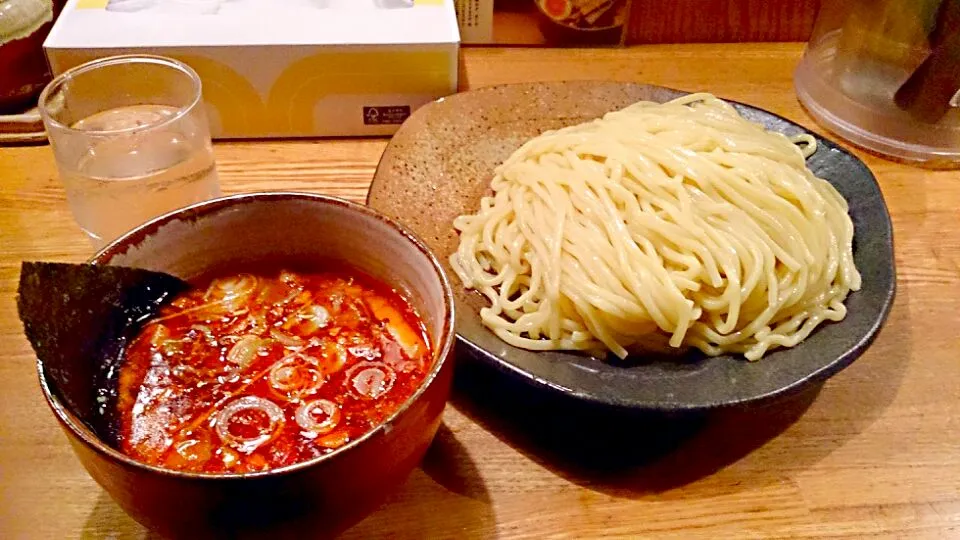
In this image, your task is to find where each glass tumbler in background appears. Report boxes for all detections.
[39,55,221,248]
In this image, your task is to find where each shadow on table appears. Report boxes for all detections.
[79,293,911,534]
[81,422,495,539]
[82,493,159,540]
[344,422,495,538]
[450,290,912,499]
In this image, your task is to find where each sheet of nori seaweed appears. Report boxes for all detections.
[17,262,189,444]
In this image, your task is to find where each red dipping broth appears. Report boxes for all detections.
[116,269,432,474]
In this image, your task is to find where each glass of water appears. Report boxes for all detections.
[39,55,221,249]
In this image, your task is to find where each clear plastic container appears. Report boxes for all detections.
[795,0,960,166]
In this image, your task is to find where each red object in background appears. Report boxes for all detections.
[0,0,66,114]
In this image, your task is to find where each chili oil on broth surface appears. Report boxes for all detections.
[116,270,431,474]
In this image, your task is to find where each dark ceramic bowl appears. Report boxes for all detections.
[368,81,896,413]
[35,192,456,539]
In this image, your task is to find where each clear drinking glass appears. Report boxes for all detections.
[39,55,221,248]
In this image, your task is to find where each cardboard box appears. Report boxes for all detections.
[44,0,460,138]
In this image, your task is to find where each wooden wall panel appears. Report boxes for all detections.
[625,0,821,44]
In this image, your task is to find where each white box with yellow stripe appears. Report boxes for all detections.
[44,0,460,138]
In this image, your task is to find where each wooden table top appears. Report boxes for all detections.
[2,44,959,539]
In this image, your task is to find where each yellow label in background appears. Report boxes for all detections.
[171,55,267,138]
[49,0,459,138]
[268,50,453,134]
[75,0,108,8]
[47,48,455,137]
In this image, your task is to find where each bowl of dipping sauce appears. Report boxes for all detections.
[34,192,456,538]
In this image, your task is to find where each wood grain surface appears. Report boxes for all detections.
[2,44,959,539]
[626,0,821,44]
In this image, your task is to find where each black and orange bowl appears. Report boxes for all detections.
[24,193,456,539]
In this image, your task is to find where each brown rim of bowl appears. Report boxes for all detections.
[35,191,456,480]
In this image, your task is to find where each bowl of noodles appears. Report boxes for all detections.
[368,81,896,412]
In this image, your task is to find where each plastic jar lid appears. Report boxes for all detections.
[795,31,960,167]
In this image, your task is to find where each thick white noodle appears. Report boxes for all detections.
[449,93,861,361]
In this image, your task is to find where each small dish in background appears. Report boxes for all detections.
[0,0,67,114]
[0,108,45,145]
[533,0,629,46]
